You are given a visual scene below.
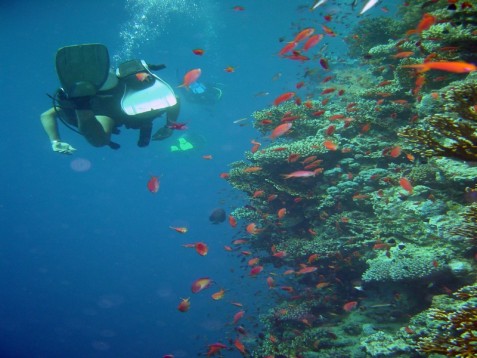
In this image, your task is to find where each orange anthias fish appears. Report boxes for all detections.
[270,123,292,139]
[273,92,295,106]
[294,28,314,43]
[180,68,201,88]
[211,288,226,300]
[224,66,235,73]
[229,215,237,228]
[234,338,247,355]
[147,176,160,193]
[343,301,358,312]
[277,208,287,219]
[135,72,151,82]
[169,226,188,234]
[406,13,436,35]
[206,343,227,357]
[192,48,204,55]
[303,34,323,51]
[403,61,477,73]
[250,265,263,276]
[282,170,316,179]
[177,297,191,312]
[399,177,413,194]
[194,242,209,256]
[233,310,245,324]
[191,277,213,293]
[246,223,262,235]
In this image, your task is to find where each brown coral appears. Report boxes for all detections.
[417,284,477,357]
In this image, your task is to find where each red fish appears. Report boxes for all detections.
[169,226,188,234]
[282,170,316,179]
[399,177,413,194]
[270,123,292,139]
[273,92,295,106]
[303,34,323,51]
[147,176,160,193]
[406,13,436,35]
[167,122,188,130]
[343,301,358,312]
[296,266,318,275]
[135,72,151,82]
[206,343,227,357]
[177,297,191,312]
[229,215,237,228]
[403,61,477,73]
[279,41,297,56]
[233,310,245,324]
[277,208,287,219]
[323,140,338,151]
[294,28,314,43]
[180,68,201,88]
[234,338,246,354]
[224,66,235,73]
[192,48,204,56]
[191,277,213,293]
[194,242,209,256]
[250,265,263,276]
[211,288,226,300]
[389,146,402,158]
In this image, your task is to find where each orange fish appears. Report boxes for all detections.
[294,28,314,43]
[266,276,275,288]
[191,277,213,293]
[406,13,436,35]
[211,288,226,300]
[343,301,358,312]
[147,176,160,193]
[316,282,330,289]
[224,66,235,73]
[194,242,208,256]
[278,41,297,56]
[243,166,262,173]
[177,297,191,312]
[272,251,286,258]
[206,343,228,357]
[219,172,230,179]
[202,154,213,160]
[296,266,318,275]
[303,34,323,51]
[399,177,413,194]
[250,139,261,153]
[323,140,338,151]
[169,226,188,234]
[277,208,287,219]
[389,146,402,158]
[135,72,151,82]
[248,257,260,266]
[403,61,477,73]
[270,123,292,139]
[229,215,237,228]
[250,265,263,276]
[192,48,204,55]
[246,223,261,235]
[233,310,245,324]
[282,170,316,179]
[273,92,295,106]
[392,51,414,59]
[234,338,246,354]
[180,68,201,88]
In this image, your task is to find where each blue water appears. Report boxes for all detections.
[0,1,398,357]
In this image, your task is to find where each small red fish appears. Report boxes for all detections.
[191,277,213,293]
[399,177,413,194]
[147,176,160,193]
[194,242,209,256]
[250,265,263,276]
[294,28,314,43]
[403,61,477,74]
[279,41,297,56]
[180,68,201,89]
[343,301,358,312]
[211,288,226,300]
[233,310,245,324]
[282,170,316,179]
[177,297,191,312]
[224,66,235,73]
[135,72,151,82]
[192,48,204,56]
[234,338,246,354]
[169,226,188,234]
[303,34,323,51]
[323,140,338,151]
[270,123,292,139]
[273,92,295,106]
[168,122,188,130]
[277,208,287,219]
[229,215,237,228]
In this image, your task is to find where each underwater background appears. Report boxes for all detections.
[1,0,477,357]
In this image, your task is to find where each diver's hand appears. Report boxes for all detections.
[51,140,76,155]
[152,126,173,141]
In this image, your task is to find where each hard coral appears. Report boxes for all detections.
[399,79,477,161]
[417,284,477,357]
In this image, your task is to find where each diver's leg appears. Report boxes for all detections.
[75,110,113,147]
[166,98,180,125]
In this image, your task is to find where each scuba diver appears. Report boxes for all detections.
[179,80,222,105]
[40,43,180,154]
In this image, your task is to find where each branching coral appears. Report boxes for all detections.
[399,79,477,161]
[417,284,477,357]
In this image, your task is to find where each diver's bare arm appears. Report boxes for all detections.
[40,107,61,142]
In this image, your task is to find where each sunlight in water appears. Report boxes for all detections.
[113,0,217,64]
